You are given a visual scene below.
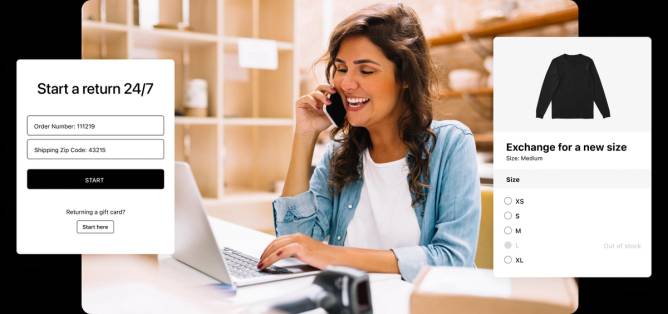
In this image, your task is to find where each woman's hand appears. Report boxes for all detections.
[295,84,337,135]
[257,233,338,270]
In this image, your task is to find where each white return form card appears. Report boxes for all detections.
[17,60,174,254]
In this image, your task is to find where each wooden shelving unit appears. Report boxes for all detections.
[222,117,294,126]
[175,116,221,125]
[428,4,578,152]
[82,0,297,214]
[474,132,493,152]
[440,87,493,98]
[428,5,578,47]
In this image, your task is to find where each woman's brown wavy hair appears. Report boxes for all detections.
[322,3,437,207]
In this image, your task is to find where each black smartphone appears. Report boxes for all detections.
[323,92,346,127]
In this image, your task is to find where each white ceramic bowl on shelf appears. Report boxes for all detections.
[448,69,483,91]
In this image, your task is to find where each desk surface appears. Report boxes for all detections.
[82,217,414,313]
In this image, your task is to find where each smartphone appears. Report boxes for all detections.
[323,92,346,127]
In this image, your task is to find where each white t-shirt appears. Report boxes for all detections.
[344,148,421,249]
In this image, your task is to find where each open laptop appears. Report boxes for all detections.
[174,162,319,287]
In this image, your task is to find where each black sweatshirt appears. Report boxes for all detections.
[536,54,610,119]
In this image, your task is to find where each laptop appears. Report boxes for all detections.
[173,162,320,287]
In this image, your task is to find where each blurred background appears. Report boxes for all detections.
[82,0,578,267]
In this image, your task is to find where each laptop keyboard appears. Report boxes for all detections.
[222,247,292,279]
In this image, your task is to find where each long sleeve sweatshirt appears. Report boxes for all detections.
[536,54,611,119]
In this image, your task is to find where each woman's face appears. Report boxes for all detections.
[332,35,403,128]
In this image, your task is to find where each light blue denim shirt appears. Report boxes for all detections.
[272,120,481,282]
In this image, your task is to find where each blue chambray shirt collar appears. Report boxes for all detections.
[406,133,435,220]
[353,145,430,174]
[407,131,435,161]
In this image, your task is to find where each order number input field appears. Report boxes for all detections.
[27,115,164,136]
[16,60,174,254]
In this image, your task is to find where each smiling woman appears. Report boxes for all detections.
[261,2,481,282]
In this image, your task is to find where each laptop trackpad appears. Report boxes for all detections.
[274,257,304,267]
[273,258,319,273]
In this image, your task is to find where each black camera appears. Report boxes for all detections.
[271,266,373,314]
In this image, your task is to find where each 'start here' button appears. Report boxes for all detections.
[77,220,114,234]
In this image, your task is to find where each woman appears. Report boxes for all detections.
[258,3,481,282]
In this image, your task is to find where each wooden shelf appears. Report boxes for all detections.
[428,6,578,46]
[176,117,294,127]
[440,87,493,98]
[222,117,293,126]
[82,20,128,33]
[82,21,128,47]
[175,116,221,125]
[130,27,218,49]
[222,36,294,51]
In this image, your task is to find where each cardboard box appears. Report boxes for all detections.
[411,267,578,314]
